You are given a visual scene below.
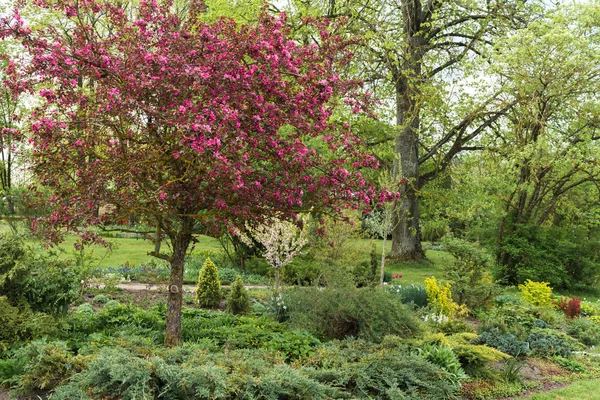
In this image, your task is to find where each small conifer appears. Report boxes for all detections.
[226,275,251,315]
[196,258,221,308]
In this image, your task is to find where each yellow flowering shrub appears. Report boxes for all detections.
[518,280,552,307]
[424,276,468,318]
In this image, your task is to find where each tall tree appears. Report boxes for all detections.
[285,0,527,260]
[486,3,600,282]
[1,0,388,345]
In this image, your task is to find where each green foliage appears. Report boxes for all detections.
[282,256,322,286]
[501,357,524,384]
[497,225,600,288]
[226,276,251,315]
[442,236,497,309]
[196,257,221,308]
[460,380,524,399]
[0,296,60,350]
[518,279,553,307]
[419,344,467,386]
[566,318,600,347]
[91,294,109,305]
[0,235,79,315]
[387,284,429,308]
[551,356,587,373]
[8,340,88,396]
[284,287,423,341]
[475,328,530,356]
[527,330,573,358]
[54,348,154,400]
[425,276,468,318]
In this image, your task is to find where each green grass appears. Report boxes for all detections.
[0,222,223,268]
[524,380,600,399]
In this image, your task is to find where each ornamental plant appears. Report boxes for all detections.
[554,297,581,319]
[226,275,251,315]
[0,0,394,345]
[424,276,467,319]
[195,258,221,309]
[518,280,553,307]
[241,217,308,291]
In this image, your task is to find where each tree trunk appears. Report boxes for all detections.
[164,224,193,347]
[380,235,386,285]
[154,225,162,255]
[389,2,426,261]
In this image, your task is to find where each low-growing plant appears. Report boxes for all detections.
[518,280,553,307]
[527,331,573,357]
[9,340,90,396]
[419,344,467,386]
[91,294,110,305]
[475,328,529,357]
[501,357,524,383]
[196,258,221,308]
[285,287,424,341]
[566,318,600,347]
[387,284,428,308]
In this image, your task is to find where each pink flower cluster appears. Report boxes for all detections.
[392,273,403,279]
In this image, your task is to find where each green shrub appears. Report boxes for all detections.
[350,351,460,399]
[387,284,429,307]
[226,276,250,315]
[285,287,423,341]
[567,318,600,347]
[475,328,529,356]
[527,331,573,357]
[195,258,221,308]
[495,224,600,288]
[283,256,322,286]
[91,294,109,305]
[55,348,154,400]
[0,296,60,349]
[442,236,498,309]
[419,344,467,386]
[9,340,88,396]
[0,236,79,315]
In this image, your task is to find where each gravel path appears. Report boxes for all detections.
[114,282,268,292]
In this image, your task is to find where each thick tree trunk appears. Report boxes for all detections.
[380,235,386,285]
[389,2,426,261]
[164,222,193,347]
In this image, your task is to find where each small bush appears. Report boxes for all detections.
[566,318,600,347]
[226,276,251,315]
[285,287,423,341]
[419,344,467,386]
[91,294,110,305]
[9,340,88,396]
[527,331,573,357]
[0,297,60,349]
[475,328,529,356]
[518,280,553,307]
[554,297,581,319]
[425,276,467,318]
[195,258,221,308]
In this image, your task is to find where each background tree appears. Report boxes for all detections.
[284,0,530,260]
[1,0,388,345]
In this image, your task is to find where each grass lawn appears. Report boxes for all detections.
[523,380,600,399]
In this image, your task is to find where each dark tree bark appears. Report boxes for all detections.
[164,218,194,347]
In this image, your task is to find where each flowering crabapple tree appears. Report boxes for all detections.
[1,0,393,346]
[239,216,308,291]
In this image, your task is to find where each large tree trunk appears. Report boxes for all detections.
[389,5,426,261]
[164,221,193,347]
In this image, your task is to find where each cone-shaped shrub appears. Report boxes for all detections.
[195,258,221,308]
[227,275,251,315]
